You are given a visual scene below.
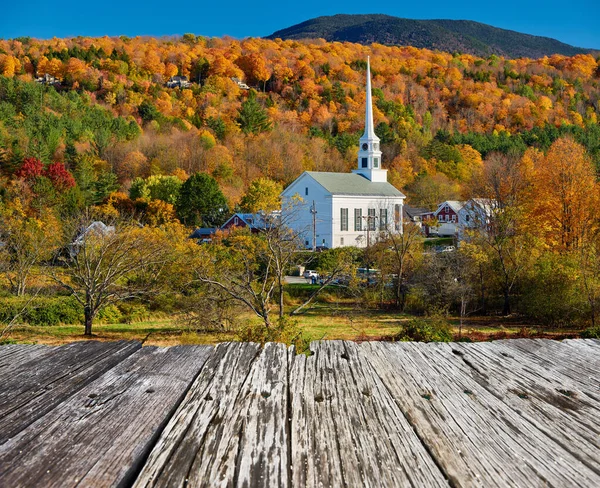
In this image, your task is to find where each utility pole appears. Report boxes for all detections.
[362,214,378,279]
[310,200,317,252]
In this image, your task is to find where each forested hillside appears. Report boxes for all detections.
[1,35,600,336]
[267,14,596,58]
[0,35,599,211]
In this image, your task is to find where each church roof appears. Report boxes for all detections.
[305,172,405,197]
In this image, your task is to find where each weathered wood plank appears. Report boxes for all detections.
[0,344,54,375]
[450,341,600,475]
[133,341,289,488]
[497,339,600,393]
[362,341,600,487]
[289,340,448,488]
[0,345,213,488]
[0,341,141,443]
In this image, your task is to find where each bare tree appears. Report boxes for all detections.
[50,220,171,335]
[373,223,423,310]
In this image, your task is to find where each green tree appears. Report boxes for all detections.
[236,90,272,135]
[176,172,228,227]
[239,177,282,213]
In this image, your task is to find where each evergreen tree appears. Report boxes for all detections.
[236,91,272,135]
[176,172,229,227]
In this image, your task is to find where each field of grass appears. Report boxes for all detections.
[2,302,583,347]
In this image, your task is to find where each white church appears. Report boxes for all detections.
[281,58,406,249]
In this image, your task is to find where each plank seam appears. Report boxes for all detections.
[362,344,457,488]
[122,346,215,488]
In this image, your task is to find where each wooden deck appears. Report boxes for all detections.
[0,339,599,487]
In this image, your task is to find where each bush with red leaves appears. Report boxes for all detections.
[15,157,45,179]
[15,158,76,190]
[45,162,76,189]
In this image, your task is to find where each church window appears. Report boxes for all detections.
[466,214,470,222]
[305,187,308,196]
[361,157,368,168]
[394,204,401,231]
[340,237,344,246]
[374,143,379,151]
[379,209,388,230]
[368,208,376,231]
[354,208,362,231]
[374,158,379,168]
[340,208,348,231]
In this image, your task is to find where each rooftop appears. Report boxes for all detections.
[305,171,405,197]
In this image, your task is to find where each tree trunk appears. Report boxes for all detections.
[84,306,93,336]
[503,289,511,316]
[278,279,284,319]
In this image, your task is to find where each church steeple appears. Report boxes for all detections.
[353,57,387,183]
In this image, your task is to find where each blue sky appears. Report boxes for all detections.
[1,1,599,49]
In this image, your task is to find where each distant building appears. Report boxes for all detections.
[166,76,191,88]
[427,201,465,237]
[281,58,405,249]
[231,77,250,90]
[221,212,280,233]
[457,198,496,241]
[403,205,431,230]
[35,74,60,86]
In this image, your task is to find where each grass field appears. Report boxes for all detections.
[2,302,582,346]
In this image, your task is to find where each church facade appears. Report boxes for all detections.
[281,58,405,249]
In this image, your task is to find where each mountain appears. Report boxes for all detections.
[267,14,595,59]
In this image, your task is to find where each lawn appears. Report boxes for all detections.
[2,304,583,346]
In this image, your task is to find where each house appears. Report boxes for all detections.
[427,201,465,237]
[69,221,115,256]
[403,205,432,231]
[231,77,250,90]
[35,74,60,86]
[166,76,191,88]
[189,212,281,243]
[189,227,218,243]
[281,58,405,249]
[457,198,496,241]
[220,212,280,233]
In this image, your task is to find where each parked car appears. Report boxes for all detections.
[303,270,319,279]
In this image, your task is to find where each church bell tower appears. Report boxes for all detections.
[353,57,388,183]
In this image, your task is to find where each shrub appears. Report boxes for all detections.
[397,315,453,342]
[96,305,123,324]
[0,296,83,326]
[117,303,149,323]
[236,317,310,353]
[581,326,600,339]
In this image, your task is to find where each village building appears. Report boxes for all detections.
[424,200,465,237]
[281,58,405,249]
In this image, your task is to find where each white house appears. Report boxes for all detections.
[457,198,496,241]
[281,58,405,249]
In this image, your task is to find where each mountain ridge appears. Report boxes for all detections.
[267,14,597,59]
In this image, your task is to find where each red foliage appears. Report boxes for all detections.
[45,162,76,189]
[15,158,76,190]
[15,157,44,179]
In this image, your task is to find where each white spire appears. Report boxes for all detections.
[353,56,387,182]
[363,56,377,140]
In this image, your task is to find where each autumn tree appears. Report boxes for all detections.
[51,219,173,335]
[239,177,283,213]
[0,200,61,296]
[372,223,423,310]
[532,137,599,252]
[466,152,536,315]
